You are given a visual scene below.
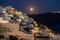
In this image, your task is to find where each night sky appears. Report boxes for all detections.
[0,0,60,13]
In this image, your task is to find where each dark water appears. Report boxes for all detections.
[27,14,60,34]
[44,24,60,33]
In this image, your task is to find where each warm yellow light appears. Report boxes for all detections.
[31,27,39,34]
[15,11,22,15]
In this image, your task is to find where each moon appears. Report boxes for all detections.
[30,8,34,11]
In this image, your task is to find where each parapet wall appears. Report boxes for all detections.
[0,23,19,31]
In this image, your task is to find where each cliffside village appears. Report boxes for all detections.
[0,6,59,40]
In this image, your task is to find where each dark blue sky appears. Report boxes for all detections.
[0,0,60,13]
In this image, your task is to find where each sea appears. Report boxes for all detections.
[43,24,60,34]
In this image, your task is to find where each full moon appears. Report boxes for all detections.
[30,8,34,11]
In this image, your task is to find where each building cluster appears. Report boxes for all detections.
[0,6,59,40]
